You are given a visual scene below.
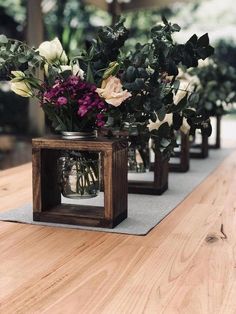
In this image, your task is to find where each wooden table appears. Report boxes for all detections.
[0,144,236,312]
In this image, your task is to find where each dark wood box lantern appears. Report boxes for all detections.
[32,136,128,228]
[169,132,190,173]
[189,133,209,159]
[99,129,168,195]
[129,151,169,195]
[209,115,221,149]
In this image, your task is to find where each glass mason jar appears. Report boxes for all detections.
[127,133,150,173]
[58,131,100,199]
[100,125,151,173]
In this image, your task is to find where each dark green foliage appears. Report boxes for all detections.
[0,37,44,80]
[75,18,129,84]
[190,59,236,117]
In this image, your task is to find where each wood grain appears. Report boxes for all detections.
[0,148,236,312]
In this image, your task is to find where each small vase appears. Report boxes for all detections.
[127,134,150,173]
[58,131,100,199]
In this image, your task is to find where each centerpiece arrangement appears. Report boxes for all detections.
[98,17,214,187]
[0,17,214,226]
[0,20,131,200]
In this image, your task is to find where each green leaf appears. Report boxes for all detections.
[197,33,209,47]
[103,61,120,80]
[188,92,199,105]
[172,24,181,32]
[18,56,28,63]
[162,16,169,26]
[0,35,8,44]
[149,112,157,122]
[126,66,136,82]
[157,107,166,121]
[160,138,171,148]
[86,63,94,84]
[157,122,170,138]
[173,80,180,94]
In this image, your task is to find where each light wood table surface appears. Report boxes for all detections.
[0,121,236,313]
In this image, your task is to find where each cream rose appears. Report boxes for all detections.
[10,71,33,97]
[96,76,131,107]
[180,117,191,134]
[147,113,173,132]
[37,37,68,64]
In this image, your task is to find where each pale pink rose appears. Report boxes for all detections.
[96,76,131,107]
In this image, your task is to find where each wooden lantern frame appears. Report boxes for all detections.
[32,136,128,228]
[189,133,209,159]
[209,115,221,149]
[169,132,190,173]
[99,129,168,195]
[128,151,169,195]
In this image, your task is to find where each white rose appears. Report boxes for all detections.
[10,71,32,97]
[71,64,84,79]
[147,113,173,132]
[44,63,84,79]
[60,64,84,79]
[96,76,131,107]
[37,37,68,64]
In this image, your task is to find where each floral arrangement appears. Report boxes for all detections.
[0,22,131,133]
[100,18,214,156]
[0,17,214,157]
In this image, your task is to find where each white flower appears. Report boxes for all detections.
[60,64,84,79]
[147,113,173,131]
[180,117,191,134]
[37,37,68,64]
[96,76,131,107]
[44,63,84,79]
[10,71,32,97]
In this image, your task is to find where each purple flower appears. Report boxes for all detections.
[96,120,105,127]
[97,113,105,120]
[40,75,108,130]
[57,96,67,106]
[78,105,88,117]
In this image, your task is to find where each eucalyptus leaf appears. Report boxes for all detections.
[0,35,8,44]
